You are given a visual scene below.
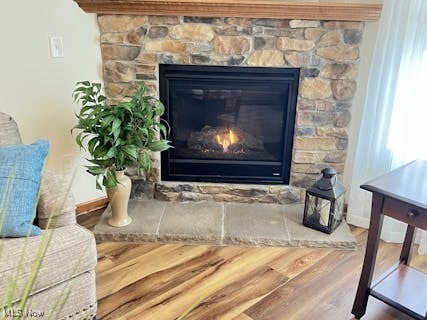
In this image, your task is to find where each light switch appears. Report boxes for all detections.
[49,36,64,58]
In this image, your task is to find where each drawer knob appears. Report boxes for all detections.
[407,209,419,218]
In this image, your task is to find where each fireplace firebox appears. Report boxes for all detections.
[160,64,299,184]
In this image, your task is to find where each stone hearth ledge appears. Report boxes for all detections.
[94,199,357,249]
[149,181,304,204]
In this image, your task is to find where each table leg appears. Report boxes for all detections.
[352,193,384,319]
[399,224,416,265]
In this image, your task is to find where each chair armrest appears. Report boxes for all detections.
[37,170,76,228]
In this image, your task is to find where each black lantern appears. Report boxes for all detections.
[303,167,345,234]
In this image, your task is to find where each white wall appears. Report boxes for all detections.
[0,0,104,203]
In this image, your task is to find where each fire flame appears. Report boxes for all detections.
[216,130,238,152]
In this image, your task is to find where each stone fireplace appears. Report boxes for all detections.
[76,0,381,248]
[93,10,371,204]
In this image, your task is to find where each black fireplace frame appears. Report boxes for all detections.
[159,64,299,184]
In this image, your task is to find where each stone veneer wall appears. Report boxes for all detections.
[97,15,364,202]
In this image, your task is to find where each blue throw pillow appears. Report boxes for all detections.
[0,139,49,237]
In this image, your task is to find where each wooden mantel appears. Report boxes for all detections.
[74,0,382,21]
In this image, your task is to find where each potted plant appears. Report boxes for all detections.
[72,81,171,227]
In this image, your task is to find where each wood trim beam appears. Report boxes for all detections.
[76,197,109,215]
[74,0,382,21]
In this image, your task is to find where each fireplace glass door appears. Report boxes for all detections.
[160,64,299,184]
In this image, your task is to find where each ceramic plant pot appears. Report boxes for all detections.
[106,170,132,227]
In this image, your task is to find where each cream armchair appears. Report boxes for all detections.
[0,112,97,319]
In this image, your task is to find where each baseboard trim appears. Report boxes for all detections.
[76,197,109,215]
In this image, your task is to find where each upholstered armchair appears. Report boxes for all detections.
[0,112,97,319]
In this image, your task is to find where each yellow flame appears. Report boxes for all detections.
[216,130,238,152]
[229,130,236,144]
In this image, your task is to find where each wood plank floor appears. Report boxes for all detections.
[78,211,427,320]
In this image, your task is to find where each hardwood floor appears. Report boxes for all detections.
[78,210,427,320]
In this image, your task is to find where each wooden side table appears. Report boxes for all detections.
[352,160,427,319]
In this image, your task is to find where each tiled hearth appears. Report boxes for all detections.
[94,200,356,249]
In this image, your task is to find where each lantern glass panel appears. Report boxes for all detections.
[305,193,333,228]
[318,197,331,227]
[332,194,345,228]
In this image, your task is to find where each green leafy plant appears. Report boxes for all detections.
[72,81,172,189]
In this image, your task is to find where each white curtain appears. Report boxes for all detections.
[347,0,427,253]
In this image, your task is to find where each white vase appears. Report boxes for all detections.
[106,170,132,227]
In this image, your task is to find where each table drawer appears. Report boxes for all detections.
[382,198,427,230]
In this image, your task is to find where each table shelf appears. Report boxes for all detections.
[370,264,427,319]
